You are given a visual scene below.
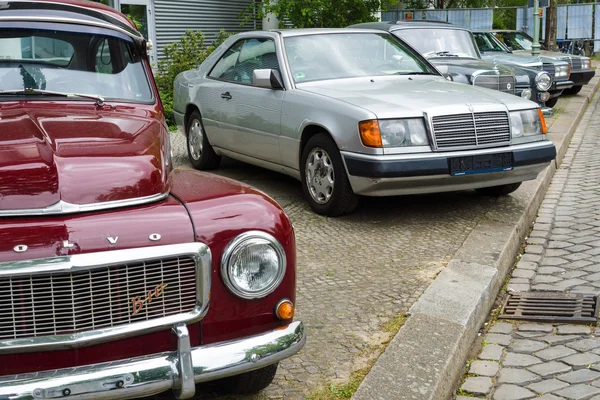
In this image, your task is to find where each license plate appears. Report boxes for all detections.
[450,153,513,176]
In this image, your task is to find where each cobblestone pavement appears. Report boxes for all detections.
[165,108,559,399]
[456,93,600,400]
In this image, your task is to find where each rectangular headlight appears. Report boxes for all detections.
[378,119,429,148]
[556,65,569,78]
[583,58,591,69]
[510,109,546,143]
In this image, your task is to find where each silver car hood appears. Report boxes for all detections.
[296,76,537,119]
[481,53,543,68]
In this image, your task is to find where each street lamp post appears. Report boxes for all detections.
[532,2,541,56]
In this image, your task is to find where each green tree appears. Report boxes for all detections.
[155,30,231,127]
[249,0,399,28]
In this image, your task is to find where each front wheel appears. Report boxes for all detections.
[476,182,522,196]
[210,363,278,395]
[544,96,559,108]
[563,85,583,95]
[301,133,359,216]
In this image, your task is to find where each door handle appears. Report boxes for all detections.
[221,92,232,100]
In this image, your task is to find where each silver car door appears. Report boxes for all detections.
[203,40,244,150]
[226,38,283,164]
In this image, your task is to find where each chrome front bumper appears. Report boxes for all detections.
[0,321,305,400]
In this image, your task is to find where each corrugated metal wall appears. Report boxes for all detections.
[154,0,257,57]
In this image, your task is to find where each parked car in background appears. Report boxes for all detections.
[174,28,556,217]
[350,21,552,108]
[0,1,305,399]
[491,30,595,95]
[473,31,573,107]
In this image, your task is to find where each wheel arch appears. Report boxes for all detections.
[298,124,338,166]
[184,104,201,132]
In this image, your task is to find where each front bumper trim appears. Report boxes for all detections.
[0,321,306,400]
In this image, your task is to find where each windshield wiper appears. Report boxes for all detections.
[394,72,436,75]
[423,50,459,57]
[0,88,105,107]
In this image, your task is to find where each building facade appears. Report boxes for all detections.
[92,0,257,63]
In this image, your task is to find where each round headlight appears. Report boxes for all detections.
[535,72,552,91]
[520,89,532,100]
[221,231,286,299]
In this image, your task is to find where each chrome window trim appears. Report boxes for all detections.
[0,191,169,217]
[0,16,144,41]
[0,243,211,354]
[221,231,286,300]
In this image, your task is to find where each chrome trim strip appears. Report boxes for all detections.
[221,231,287,300]
[0,15,144,41]
[341,140,555,162]
[0,322,306,400]
[0,192,169,217]
[0,243,212,354]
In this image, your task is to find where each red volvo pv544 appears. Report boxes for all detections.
[0,1,305,399]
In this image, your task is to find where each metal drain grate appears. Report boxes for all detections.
[499,292,599,324]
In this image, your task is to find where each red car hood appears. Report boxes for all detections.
[0,106,170,212]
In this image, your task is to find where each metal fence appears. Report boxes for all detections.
[383,4,600,43]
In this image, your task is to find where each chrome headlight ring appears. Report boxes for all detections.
[221,231,287,300]
[535,71,552,91]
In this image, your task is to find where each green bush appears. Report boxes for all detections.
[155,30,231,127]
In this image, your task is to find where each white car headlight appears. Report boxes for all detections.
[582,58,591,69]
[510,109,545,142]
[221,231,286,299]
[555,64,569,78]
[535,71,552,91]
[378,119,429,147]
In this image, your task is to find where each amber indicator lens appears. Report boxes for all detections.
[537,108,547,134]
[276,300,295,320]
[358,120,382,148]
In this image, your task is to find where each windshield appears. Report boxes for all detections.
[394,28,480,59]
[283,33,436,83]
[0,28,153,102]
[494,32,531,51]
[473,32,510,53]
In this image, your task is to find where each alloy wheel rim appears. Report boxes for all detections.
[305,147,335,204]
[188,119,203,161]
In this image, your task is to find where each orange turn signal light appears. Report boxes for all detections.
[276,300,295,320]
[537,108,547,135]
[359,120,382,148]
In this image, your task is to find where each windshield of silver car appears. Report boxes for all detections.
[0,29,153,102]
[473,32,510,53]
[283,33,436,83]
[494,32,530,51]
[394,28,479,59]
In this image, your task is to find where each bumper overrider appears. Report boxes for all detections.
[0,322,306,400]
[342,141,556,197]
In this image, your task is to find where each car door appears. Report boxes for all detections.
[225,38,284,164]
[203,40,244,150]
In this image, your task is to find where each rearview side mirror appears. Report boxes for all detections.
[253,69,285,90]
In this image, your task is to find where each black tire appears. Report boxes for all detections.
[300,133,359,216]
[186,110,221,170]
[476,182,522,197]
[212,363,278,395]
[544,96,559,108]
[563,85,583,95]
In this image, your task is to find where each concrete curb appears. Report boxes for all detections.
[353,77,600,400]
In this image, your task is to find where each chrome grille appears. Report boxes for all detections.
[0,256,197,340]
[472,72,516,95]
[542,63,556,78]
[560,56,583,72]
[432,112,511,150]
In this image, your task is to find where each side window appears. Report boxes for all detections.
[209,40,244,81]
[232,39,279,84]
[95,39,113,74]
